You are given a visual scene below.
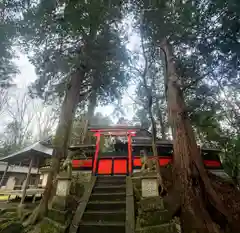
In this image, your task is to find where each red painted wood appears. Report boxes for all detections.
[114,159,127,174]
[98,159,112,174]
[133,157,172,167]
[72,159,92,168]
[133,158,141,167]
[92,132,100,174]
[204,160,221,167]
[159,158,172,166]
[128,134,132,174]
[72,158,221,169]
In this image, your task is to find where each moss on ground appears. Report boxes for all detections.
[38,218,66,233]
[39,221,59,233]
[0,220,24,233]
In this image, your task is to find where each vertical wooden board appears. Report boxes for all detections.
[114,159,127,174]
[98,159,112,174]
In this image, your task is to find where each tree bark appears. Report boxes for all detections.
[157,106,167,140]
[161,39,236,233]
[149,106,158,158]
[81,90,97,144]
[25,69,85,225]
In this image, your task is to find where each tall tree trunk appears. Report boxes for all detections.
[81,91,97,144]
[142,74,165,190]
[149,105,158,158]
[232,150,239,187]
[148,99,165,192]
[157,107,167,140]
[25,69,85,225]
[161,39,236,233]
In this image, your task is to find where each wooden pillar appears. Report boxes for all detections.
[127,133,133,175]
[36,157,40,187]
[92,132,100,175]
[0,163,9,187]
[19,156,34,206]
[36,156,40,173]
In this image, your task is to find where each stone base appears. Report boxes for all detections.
[136,223,180,233]
[137,210,171,227]
[52,196,68,211]
[56,176,72,197]
[52,195,76,211]
[139,197,164,212]
[48,208,71,224]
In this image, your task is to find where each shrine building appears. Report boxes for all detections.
[71,125,224,176]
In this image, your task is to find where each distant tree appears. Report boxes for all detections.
[70,112,112,146]
[0,92,34,154]
[32,101,59,141]
[0,88,9,115]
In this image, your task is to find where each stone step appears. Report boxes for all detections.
[95,180,126,186]
[86,201,126,211]
[90,192,126,202]
[97,175,126,180]
[78,221,125,233]
[96,176,126,183]
[136,223,180,233]
[82,210,125,222]
[94,183,126,188]
[93,185,126,193]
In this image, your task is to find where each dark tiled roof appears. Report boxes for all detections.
[0,142,52,162]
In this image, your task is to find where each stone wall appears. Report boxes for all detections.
[72,171,92,183]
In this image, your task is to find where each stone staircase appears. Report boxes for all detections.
[78,176,127,233]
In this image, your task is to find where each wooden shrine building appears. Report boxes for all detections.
[71,125,224,177]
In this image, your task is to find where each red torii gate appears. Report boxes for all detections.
[89,126,140,176]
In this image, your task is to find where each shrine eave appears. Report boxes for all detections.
[88,125,143,132]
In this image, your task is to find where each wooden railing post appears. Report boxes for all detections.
[92,132,100,175]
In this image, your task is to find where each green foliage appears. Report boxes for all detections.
[133,107,151,129]
[21,0,129,105]
[70,111,112,146]
[0,0,21,85]
[222,135,240,182]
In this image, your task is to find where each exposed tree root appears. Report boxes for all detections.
[161,167,240,233]
[23,204,46,227]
